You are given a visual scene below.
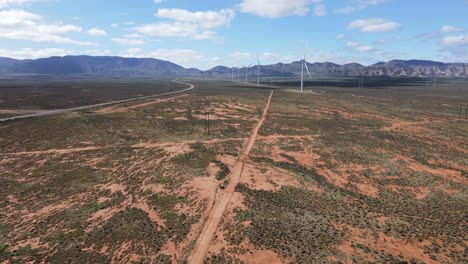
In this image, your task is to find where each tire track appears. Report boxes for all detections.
[188,90,274,264]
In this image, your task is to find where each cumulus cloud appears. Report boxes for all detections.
[441,35,468,46]
[87,28,107,36]
[336,0,389,14]
[119,48,210,68]
[134,8,234,42]
[441,46,468,62]
[336,34,345,39]
[346,41,375,52]
[0,0,35,9]
[0,9,95,45]
[227,51,297,65]
[156,8,235,28]
[111,37,144,46]
[441,25,464,33]
[127,48,141,54]
[148,49,203,64]
[348,18,401,32]
[229,51,254,60]
[239,0,325,18]
[314,4,327,16]
[84,49,112,56]
[0,47,69,59]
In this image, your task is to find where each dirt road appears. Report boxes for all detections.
[0,80,195,123]
[188,90,274,264]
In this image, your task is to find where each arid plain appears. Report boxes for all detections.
[1,78,467,263]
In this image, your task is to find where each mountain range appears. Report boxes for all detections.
[0,56,467,78]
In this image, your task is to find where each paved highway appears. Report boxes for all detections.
[0,80,195,123]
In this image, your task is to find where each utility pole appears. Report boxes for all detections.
[204,110,207,134]
[459,104,462,120]
[207,112,210,135]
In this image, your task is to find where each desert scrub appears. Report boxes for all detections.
[211,160,231,180]
[171,142,216,174]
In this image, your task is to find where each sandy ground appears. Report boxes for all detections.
[188,91,274,264]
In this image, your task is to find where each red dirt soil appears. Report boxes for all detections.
[188,91,274,264]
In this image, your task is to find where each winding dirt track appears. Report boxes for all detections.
[188,90,274,264]
[0,80,195,123]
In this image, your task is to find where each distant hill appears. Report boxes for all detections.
[0,56,467,78]
[0,56,202,77]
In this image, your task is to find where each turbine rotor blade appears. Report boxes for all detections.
[304,60,312,79]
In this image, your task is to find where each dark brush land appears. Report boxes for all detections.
[0,78,467,263]
[0,79,183,118]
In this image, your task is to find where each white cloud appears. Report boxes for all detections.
[229,51,254,60]
[0,0,35,9]
[156,8,235,28]
[441,46,468,62]
[348,18,401,32]
[441,35,468,46]
[373,39,387,45]
[0,47,68,59]
[123,33,143,39]
[111,37,144,45]
[153,0,165,3]
[148,49,203,64]
[239,0,324,18]
[84,49,112,56]
[441,25,464,33]
[227,51,296,65]
[346,41,375,52]
[120,48,207,68]
[110,23,118,28]
[335,0,389,14]
[314,4,326,16]
[134,8,234,42]
[87,28,107,36]
[336,33,345,39]
[335,6,355,14]
[0,9,95,46]
[127,48,141,54]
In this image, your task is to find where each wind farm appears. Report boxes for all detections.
[0,1,467,264]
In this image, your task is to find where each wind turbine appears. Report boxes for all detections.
[242,64,252,84]
[300,55,312,93]
[237,64,240,82]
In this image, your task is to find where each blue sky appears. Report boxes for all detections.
[0,0,467,69]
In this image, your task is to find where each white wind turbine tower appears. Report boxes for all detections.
[237,64,240,82]
[300,55,312,93]
[231,67,235,81]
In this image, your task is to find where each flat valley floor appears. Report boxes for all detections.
[0,79,467,263]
